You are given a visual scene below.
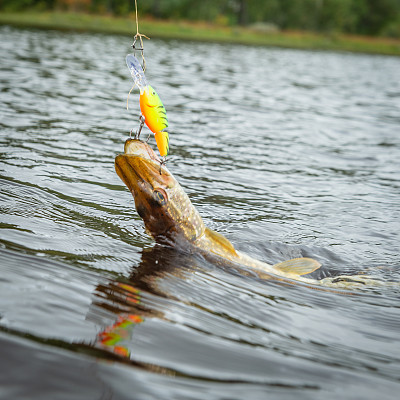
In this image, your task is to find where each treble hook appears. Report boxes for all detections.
[159,156,167,175]
[135,114,145,139]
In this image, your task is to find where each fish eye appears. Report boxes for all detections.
[153,189,167,206]
[152,91,156,95]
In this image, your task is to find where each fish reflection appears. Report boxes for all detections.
[90,245,399,361]
[90,245,207,360]
[91,243,298,361]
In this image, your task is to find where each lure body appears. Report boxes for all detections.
[139,85,168,134]
[126,54,169,157]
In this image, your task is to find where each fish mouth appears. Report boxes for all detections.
[116,139,205,243]
[115,153,146,195]
[123,138,161,162]
[115,139,170,196]
[115,139,176,240]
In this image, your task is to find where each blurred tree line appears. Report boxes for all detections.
[1,0,400,37]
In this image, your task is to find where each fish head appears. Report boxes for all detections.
[115,139,204,244]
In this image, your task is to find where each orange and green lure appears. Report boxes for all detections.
[126,54,169,157]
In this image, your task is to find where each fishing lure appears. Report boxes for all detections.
[126,54,169,158]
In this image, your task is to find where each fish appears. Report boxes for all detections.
[115,139,397,291]
[126,54,169,158]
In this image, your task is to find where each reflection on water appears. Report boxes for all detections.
[1,25,400,399]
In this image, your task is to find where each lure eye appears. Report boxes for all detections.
[152,91,156,95]
[153,189,167,206]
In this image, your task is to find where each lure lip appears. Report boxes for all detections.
[126,53,148,91]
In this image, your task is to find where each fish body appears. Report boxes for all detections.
[115,139,396,291]
[126,54,169,157]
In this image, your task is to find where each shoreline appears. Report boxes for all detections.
[1,11,399,56]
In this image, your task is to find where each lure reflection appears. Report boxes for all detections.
[98,313,144,357]
[96,282,144,358]
[92,246,192,363]
[126,54,169,159]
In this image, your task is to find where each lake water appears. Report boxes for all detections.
[1,25,400,399]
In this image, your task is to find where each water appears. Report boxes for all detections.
[1,25,400,399]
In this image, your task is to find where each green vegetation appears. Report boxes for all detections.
[2,0,400,36]
[1,1,400,56]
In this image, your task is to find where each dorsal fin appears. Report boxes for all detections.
[272,257,321,276]
[204,228,237,256]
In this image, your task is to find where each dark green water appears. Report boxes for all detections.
[1,26,400,399]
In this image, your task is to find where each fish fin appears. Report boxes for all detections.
[272,257,321,276]
[205,228,237,256]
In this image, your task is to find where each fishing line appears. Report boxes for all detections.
[127,0,150,111]
[126,84,135,110]
[132,0,150,71]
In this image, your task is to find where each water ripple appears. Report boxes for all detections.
[1,26,400,399]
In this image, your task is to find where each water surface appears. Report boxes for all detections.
[1,26,400,399]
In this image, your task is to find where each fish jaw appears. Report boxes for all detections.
[115,152,175,240]
[115,140,204,243]
[124,138,161,162]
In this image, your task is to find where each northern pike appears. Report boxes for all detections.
[115,139,395,290]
